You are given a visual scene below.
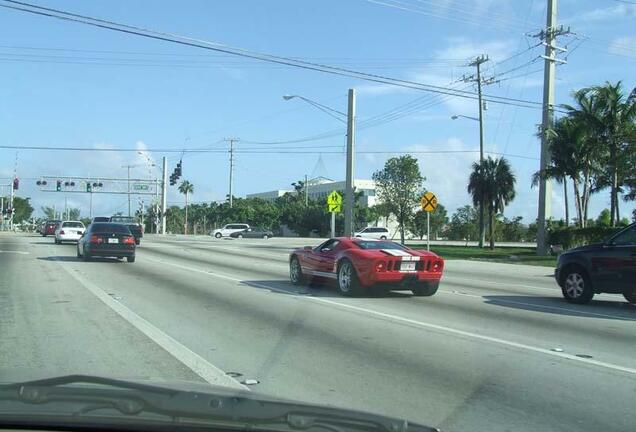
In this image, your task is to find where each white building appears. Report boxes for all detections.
[247,177,378,208]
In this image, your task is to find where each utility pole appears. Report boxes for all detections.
[9,180,15,230]
[344,88,356,237]
[64,196,68,220]
[305,174,309,206]
[464,54,490,248]
[127,165,131,216]
[161,156,167,235]
[155,178,159,234]
[535,0,570,255]
[226,138,238,208]
[140,199,144,227]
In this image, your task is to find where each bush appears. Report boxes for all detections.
[547,226,623,250]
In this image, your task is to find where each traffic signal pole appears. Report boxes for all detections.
[161,156,167,235]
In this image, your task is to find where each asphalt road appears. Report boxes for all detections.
[1,232,634,432]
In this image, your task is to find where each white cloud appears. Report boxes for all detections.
[434,37,515,64]
[566,4,636,22]
[406,137,480,213]
[609,36,636,57]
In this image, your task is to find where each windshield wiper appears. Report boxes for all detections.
[0,375,439,432]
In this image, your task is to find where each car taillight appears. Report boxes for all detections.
[90,235,103,244]
[123,236,135,245]
[59,230,65,235]
[375,261,386,272]
[432,260,443,272]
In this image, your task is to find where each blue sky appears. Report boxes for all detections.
[1,0,635,222]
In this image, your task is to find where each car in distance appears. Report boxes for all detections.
[354,226,390,240]
[77,222,136,262]
[229,227,274,239]
[555,222,636,304]
[54,220,85,244]
[211,223,250,238]
[290,237,444,296]
[42,220,61,237]
[90,216,110,224]
[109,215,143,245]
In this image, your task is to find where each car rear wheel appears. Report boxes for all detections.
[127,256,136,263]
[263,234,269,239]
[237,234,243,239]
[337,259,362,297]
[380,236,387,240]
[561,267,594,304]
[76,247,81,258]
[289,256,306,285]
[412,281,439,297]
[215,232,222,238]
[82,251,91,262]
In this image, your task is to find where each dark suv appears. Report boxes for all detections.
[555,223,636,304]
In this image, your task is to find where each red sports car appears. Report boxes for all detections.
[289,237,444,296]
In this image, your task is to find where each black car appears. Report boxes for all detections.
[230,227,274,239]
[109,216,143,245]
[555,223,636,304]
[77,223,136,262]
[90,216,110,223]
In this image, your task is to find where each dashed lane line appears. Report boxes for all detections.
[143,256,636,377]
[52,258,249,391]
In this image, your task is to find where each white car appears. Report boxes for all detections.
[54,221,86,244]
[354,227,390,240]
[211,223,250,238]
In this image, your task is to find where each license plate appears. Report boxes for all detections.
[108,238,119,244]
[400,261,416,271]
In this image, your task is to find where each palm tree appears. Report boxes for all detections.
[532,116,596,227]
[467,157,516,249]
[178,180,194,234]
[563,82,636,226]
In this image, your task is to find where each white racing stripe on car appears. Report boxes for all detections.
[381,249,420,261]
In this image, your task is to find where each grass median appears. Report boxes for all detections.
[409,244,557,267]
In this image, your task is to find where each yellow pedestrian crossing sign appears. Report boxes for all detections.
[421,191,438,213]
[327,190,342,213]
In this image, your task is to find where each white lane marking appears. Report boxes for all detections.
[0,250,29,254]
[443,275,556,292]
[52,259,248,391]
[144,256,636,377]
[437,289,635,321]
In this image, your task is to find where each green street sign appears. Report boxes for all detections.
[133,184,149,191]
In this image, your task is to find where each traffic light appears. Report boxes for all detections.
[169,160,183,186]
[12,178,19,190]
[56,180,62,192]
[86,182,92,192]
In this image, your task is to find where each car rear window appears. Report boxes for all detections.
[354,240,405,250]
[110,217,136,223]
[62,222,84,228]
[90,223,132,234]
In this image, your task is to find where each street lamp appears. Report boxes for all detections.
[283,95,348,124]
[283,91,356,236]
[451,114,480,121]
[451,113,486,248]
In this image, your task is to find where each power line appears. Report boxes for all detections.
[362,0,534,31]
[0,144,537,160]
[0,0,549,111]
